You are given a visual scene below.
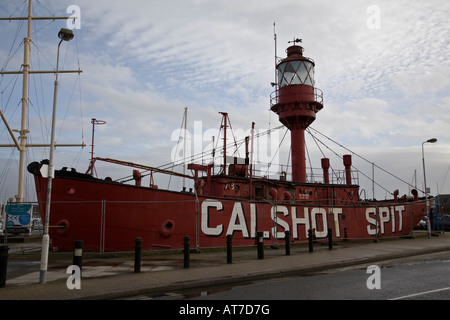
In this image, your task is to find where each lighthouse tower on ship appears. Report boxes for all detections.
[270,39,323,182]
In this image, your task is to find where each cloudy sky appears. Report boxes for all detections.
[0,0,449,201]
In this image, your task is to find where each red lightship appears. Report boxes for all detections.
[28,40,427,252]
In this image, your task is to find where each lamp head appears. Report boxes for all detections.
[58,28,74,41]
[427,138,437,143]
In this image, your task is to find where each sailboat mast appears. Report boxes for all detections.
[16,0,33,202]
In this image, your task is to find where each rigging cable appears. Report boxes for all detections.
[306,127,392,195]
[70,31,86,169]
[116,124,285,183]
[263,126,288,177]
[306,127,422,194]
[167,108,188,189]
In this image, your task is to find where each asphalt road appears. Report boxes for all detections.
[140,251,450,300]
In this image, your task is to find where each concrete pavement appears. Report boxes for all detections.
[1,231,450,300]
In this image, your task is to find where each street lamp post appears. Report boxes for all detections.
[422,138,437,239]
[39,28,74,284]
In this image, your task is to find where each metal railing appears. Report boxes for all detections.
[270,86,323,107]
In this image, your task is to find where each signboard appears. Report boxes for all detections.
[225,156,249,165]
[5,204,33,230]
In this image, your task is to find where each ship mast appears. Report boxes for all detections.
[0,0,83,202]
[220,112,228,175]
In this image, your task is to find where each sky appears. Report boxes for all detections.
[0,0,449,202]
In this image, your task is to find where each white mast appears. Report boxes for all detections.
[17,0,33,203]
[183,106,187,190]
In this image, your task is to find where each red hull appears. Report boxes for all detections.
[32,173,427,252]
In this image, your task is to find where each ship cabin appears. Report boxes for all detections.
[188,155,363,207]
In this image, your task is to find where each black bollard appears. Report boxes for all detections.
[285,231,291,256]
[73,240,84,276]
[184,236,190,269]
[134,237,142,273]
[257,231,264,259]
[308,229,313,253]
[0,244,9,288]
[328,228,333,250]
[226,235,232,264]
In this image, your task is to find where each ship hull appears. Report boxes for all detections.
[32,173,427,252]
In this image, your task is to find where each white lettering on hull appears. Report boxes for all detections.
[366,206,405,235]
[311,208,328,238]
[201,199,223,236]
[271,206,289,239]
[330,208,343,237]
[226,202,249,237]
[201,200,407,239]
[291,207,309,239]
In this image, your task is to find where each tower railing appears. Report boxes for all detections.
[270,86,323,107]
[314,87,323,105]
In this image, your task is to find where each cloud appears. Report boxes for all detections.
[391,65,450,97]
[1,0,450,201]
